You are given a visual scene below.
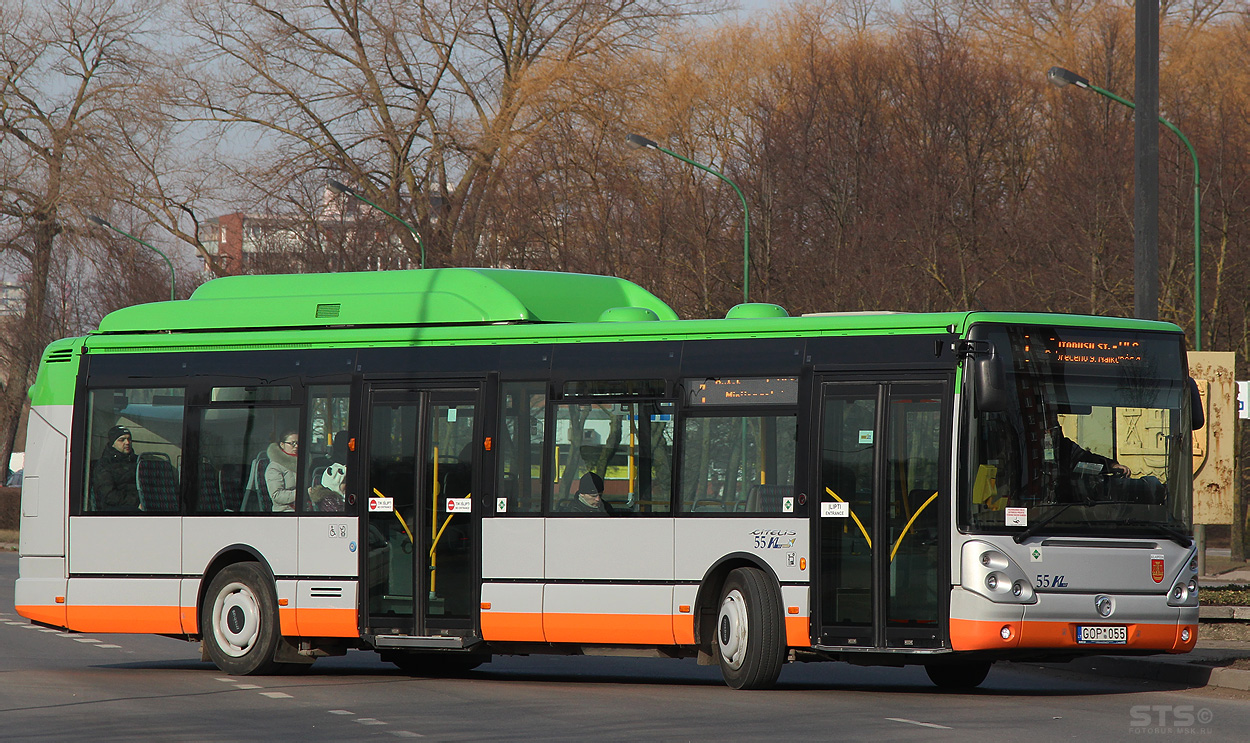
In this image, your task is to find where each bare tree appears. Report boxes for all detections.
[173,0,719,270]
[0,0,173,477]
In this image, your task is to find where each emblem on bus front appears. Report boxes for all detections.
[1151,554,1165,584]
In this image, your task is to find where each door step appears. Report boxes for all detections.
[371,634,477,649]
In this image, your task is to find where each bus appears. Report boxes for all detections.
[15,268,1202,689]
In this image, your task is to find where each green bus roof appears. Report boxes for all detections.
[81,268,1184,352]
[95,268,680,334]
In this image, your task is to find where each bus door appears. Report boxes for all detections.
[814,380,948,650]
[362,384,480,643]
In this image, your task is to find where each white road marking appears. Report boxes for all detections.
[390,732,423,738]
[329,710,355,715]
[39,629,60,633]
[215,677,235,683]
[19,624,40,629]
[886,718,952,730]
[96,644,122,649]
[73,638,101,643]
[354,718,387,726]
[261,692,293,699]
[234,684,262,690]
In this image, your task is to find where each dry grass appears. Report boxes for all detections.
[0,529,17,549]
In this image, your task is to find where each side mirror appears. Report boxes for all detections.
[973,352,1009,413]
[1188,377,1205,431]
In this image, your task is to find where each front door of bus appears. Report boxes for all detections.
[363,386,478,639]
[815,380,948,649]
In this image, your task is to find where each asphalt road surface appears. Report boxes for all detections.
[3,551,1250,741]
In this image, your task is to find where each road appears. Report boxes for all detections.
[3,551,1249,741]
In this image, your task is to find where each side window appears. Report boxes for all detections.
[84,387,185,513]
[194,399,301,514]
[306,385,351,513]
[498,382,545,514]
[550,401,673,515]
[680,414,797,514]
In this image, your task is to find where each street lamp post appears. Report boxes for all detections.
[626,133,751,305]
[327,179,425,270]
[88,216,176,302]
[1047,66,1202,351]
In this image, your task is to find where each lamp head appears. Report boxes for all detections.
[1047,66,1089,89]
[625,133,658,151]
[327,179,355,196]
[88,215,110,228]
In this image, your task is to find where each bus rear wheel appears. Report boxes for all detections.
[714,567,785,690]
[924,660,992,690]
[202,563,282,675]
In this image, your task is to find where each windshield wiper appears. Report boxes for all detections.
[1103,519,1193,548]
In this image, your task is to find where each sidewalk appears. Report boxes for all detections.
[1045,565,1250,692]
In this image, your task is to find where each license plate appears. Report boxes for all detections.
[1077,625,1127,644]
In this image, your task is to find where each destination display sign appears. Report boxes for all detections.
[1023,336,1146,366]
[687,377,798,406]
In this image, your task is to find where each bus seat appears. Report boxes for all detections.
[749,484,794,513]
[241,450,272,512]
[136,452,179,512]
[219,463,246,511]
[198,458,225,513]
[691,499,727,512]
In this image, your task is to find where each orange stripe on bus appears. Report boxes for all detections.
[951,617,1197,653]
[480,611,546,642]
[294,608,359,638]
[276,606,297,636]
[15,604,67,629]
[544,613,676,645]
[673,614,696,645]
[785,616,810,647]
[64,605,183,634]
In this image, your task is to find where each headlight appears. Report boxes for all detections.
[961,541,1036,604]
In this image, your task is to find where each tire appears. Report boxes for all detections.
[201,563,282,675]
[714,567,785,690]
[388,651,486,677]
[925,660,992,690]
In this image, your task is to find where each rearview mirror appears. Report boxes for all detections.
[973,351,1009,413]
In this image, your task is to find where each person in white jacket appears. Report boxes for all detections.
[265,431,299,512]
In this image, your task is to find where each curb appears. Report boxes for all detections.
[1035,654,1250,692]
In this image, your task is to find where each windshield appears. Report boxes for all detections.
[962,324,1191,540]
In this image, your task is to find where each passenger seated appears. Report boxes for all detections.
[560,472,614,514]
[266,431,299,512]
[93,425,140,511]
[309,462,347,512]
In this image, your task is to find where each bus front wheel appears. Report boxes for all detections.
[714,567,785,690]
[925,660,992,690]
[202,563,282,675]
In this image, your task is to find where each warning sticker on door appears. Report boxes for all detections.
[368,497,394,513]
[446,498,472,513]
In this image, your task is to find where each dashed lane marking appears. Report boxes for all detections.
[354,718,387,726]
[234,684,262,690]
[73,638,102,643]
[886,718,953,730]
[390,732,423,738]
[261,692,293,699]
[329,710,354,716]
[97,644,122,649]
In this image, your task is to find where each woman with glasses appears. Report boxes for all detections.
[265,431,299,512]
